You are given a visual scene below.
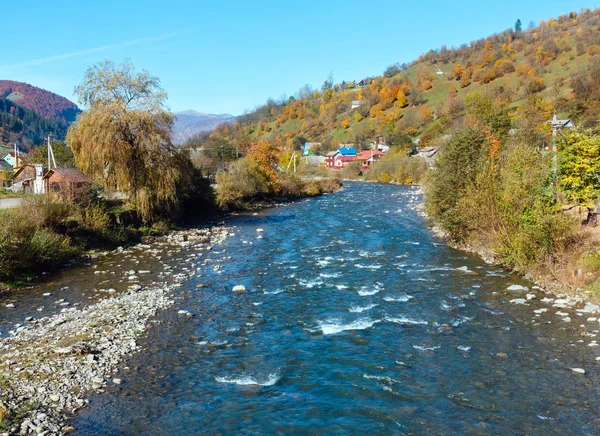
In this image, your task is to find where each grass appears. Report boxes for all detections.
[0,189,23,199]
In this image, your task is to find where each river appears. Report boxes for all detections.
[10,182,600,434]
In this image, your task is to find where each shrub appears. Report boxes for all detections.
[0,210,78,280]
[216,158,271,209]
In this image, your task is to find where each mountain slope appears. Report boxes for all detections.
[198,8,600,153]
[0,97,69,150]
[0,80,79,124]
[173,110,236,145]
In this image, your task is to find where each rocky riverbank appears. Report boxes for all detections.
[0,226,229,435]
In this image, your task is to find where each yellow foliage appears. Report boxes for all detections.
[341,119,350,129]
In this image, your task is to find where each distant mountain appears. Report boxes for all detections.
[172,110,236,145]
[0,80,80,124]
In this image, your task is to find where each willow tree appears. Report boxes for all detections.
[67,60,185,221]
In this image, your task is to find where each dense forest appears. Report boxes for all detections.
[0,97,70,150]
[0,80,79,124]
[190,8,600,157]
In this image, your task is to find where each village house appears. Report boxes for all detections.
[351,100,363,109]
[43,167,90,201]
[11,164,47,194]
[1,151,23,168]
[325,147,358,169]
[354,150,384,169]
[370,135,390,153]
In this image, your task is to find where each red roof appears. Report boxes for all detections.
[354,150,384,161]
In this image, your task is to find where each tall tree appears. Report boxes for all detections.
[515,19,522,33]
[67,60,188,221]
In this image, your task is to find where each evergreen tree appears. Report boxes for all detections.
[515,19,522,33]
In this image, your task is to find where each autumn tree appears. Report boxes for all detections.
[67,60,193,221]
[558,131,600,207]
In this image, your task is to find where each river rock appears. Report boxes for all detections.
[509,298,527,305]
[507,284,528,292]
[455,266,473,273]
[577,303,600,314]
[232,285,247,293]
[5,303,15,308]
[571,368,586,374]
[112,378,122,385]
[256,228,265,233]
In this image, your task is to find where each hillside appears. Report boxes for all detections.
[173,110,236,145]
[196,8,600,154]
[0,80,79,124]
[0,97,70,150]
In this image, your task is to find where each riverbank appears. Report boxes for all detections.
[0,226,229,435]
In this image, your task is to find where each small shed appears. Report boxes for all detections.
[43,168,90,201]
[12,164,46,194]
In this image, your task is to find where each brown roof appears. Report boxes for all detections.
[43,167,89,183]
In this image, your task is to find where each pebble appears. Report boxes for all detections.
[6,303,15,308]
[256,228,265,233]
[571,368,586,374]
[232,285,247,292]
[42,293,51,297]
[112,378,122,385]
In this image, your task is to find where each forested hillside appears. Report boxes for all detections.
[194,8,600,154]
[0,97,70,150]
[0,80,79,124]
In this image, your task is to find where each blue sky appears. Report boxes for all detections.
[0,1,592,115]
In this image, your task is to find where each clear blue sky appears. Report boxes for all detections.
[0,1,593,115]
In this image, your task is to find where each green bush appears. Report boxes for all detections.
[0,210,78,279]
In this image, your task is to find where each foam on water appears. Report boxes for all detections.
[385,316,428,325]
[319,272,341,278]
[355,264,383,270]
[383,294,413,302]
[358,282,383,296]
[298,278,323,289]
[412,344,441,351]
[318,318,379,335]
[215,373,281,387]
[349,303,378,313]
[263,289,284,295]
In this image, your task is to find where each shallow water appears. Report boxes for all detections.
[65,182,600,435]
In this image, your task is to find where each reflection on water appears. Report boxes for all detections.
[72,182,600,435]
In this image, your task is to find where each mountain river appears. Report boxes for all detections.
[7,182,600,434]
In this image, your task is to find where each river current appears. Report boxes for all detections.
[50,182,600,434]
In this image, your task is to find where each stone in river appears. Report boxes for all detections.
[496,352,508,359]
[5,303,15,308]
[113,378,122,385]
[571,368,586,374]
[507,284,529,292]
[232,285,247,292]
[456,266,473,273]
[256,228,265,233]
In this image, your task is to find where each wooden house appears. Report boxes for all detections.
[43,168,90,201]
[326,147,358,169]
[12,164,46,194]
[354,150,384,169]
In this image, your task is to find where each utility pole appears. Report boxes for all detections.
[47,135,56,170]
[548,114,574,184]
